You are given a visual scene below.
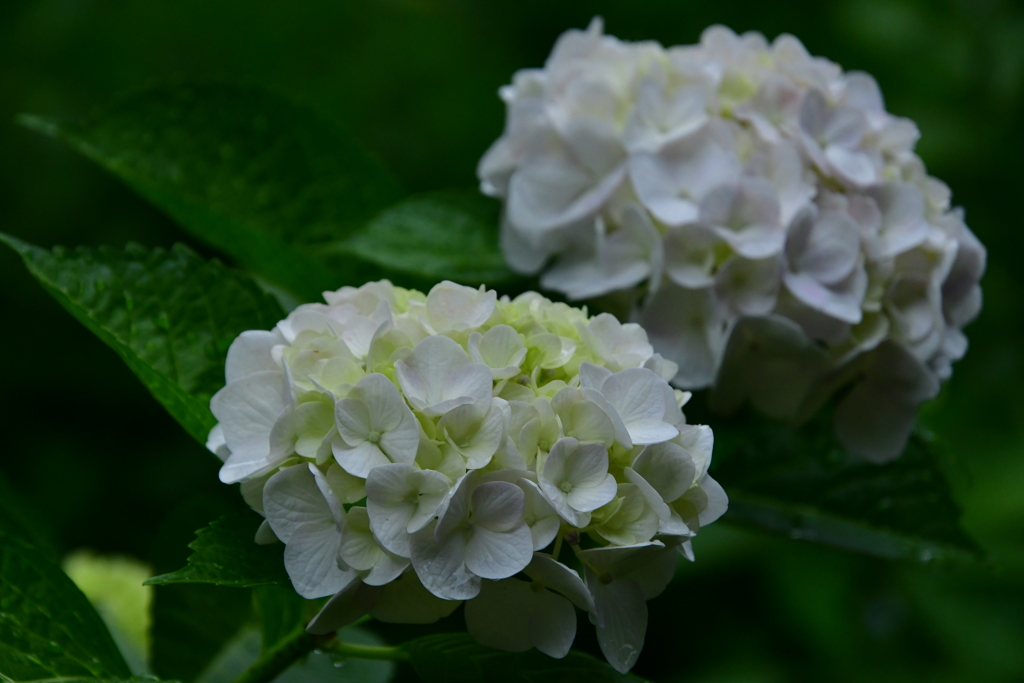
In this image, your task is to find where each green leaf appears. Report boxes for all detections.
[0,532,131,681]
[710,407,983,563]
[11,679,176,683]
[252,587,307,653]
[339,190,515,285]
[0,475,57,561]
[146,512,289,588]
[149,584,251,683]
[0,236,284,443]
[19,83,403,300]
[406,634,650,683]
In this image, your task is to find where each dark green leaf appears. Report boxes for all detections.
[0,236,284,443]
[252,587,308,653]
[146,512,289,588]
[406,634,650,683]
[146,499,254,683]
[19,83,403,300]
[340,190,515,285]
[708,407,983,563]
[14,678,177,683]
[0,532,130,681]
[0,475,57,562]
[149,584,251,683]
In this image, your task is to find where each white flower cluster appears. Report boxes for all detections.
[207,279,726,673]
[480,19,986,462]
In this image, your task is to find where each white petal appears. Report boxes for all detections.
[623,467,690,537]
[868,182,929,259]
[408,469,454,532]
[576,541,665,579]
[501,212,554,275]
[465,524,533,580]
[305,579,374,635]
[363,551,410,587]
[578,362,613,391]
[787,208,860,284]
[471,481,526,533]
[282,517,355,599]
[440,399,507,470]
[783,267,866,324]
[696,473,729,527]
[507,145,626,232]
[369,571,462,624]
[353,373,408,432]
[519,479,562,550]
[701,178,785,259]
[834,342,939,463]
[410,521,481,600]
[528,589,577,658]
[825,145,877,187]
[630,124,740,227]
[631,442,696,503]
[434,471,475,541]
[366,463,448,557]
[263,465,334,544]
[206,424,229,462]
[587,571,647,674]
[464,579,534,653]
[339,507,382,571]
[214,371,288,484]
[438,363,495,414]
[559,399,616,447]
[663,224,720,288]
[334,397,370,445]
[426,281,498,332]
[715,256,781,317]
[225,330,283,383]
[469,325,527,377]
[254,519,279,545]
[525,552,595,612]
[601,369,678,444]
[325,463,367,505]
[332,439,391,479]
[709,314,831,420]
[395,335,471,409]
[636,283,730,390]
[563,441,612,490]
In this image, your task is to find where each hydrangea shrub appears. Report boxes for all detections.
[480,19,986,462]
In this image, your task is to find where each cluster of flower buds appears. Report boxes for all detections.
[480,19,986,462]
[207,279,726,673]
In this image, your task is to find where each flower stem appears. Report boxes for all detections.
[228,626,408,683]
[229,627,316,683]
[551,527,566,561]
[325,639,410,662]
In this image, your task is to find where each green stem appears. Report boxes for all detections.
[228,624,408,683]
[325,640,410,662]
[229,627,316,683]
[551,526,566,561]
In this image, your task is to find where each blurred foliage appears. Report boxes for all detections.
[1,1,1022,681]
[63,551,153,674]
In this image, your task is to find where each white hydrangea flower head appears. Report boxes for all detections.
[210,279,725,673]
[481,17,986,463]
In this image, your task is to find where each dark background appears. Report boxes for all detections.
[1,1,1022,681]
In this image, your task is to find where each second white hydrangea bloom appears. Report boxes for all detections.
[481,18,986,463]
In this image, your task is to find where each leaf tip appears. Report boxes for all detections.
[0,231,30,256]
[144,572,182,586]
